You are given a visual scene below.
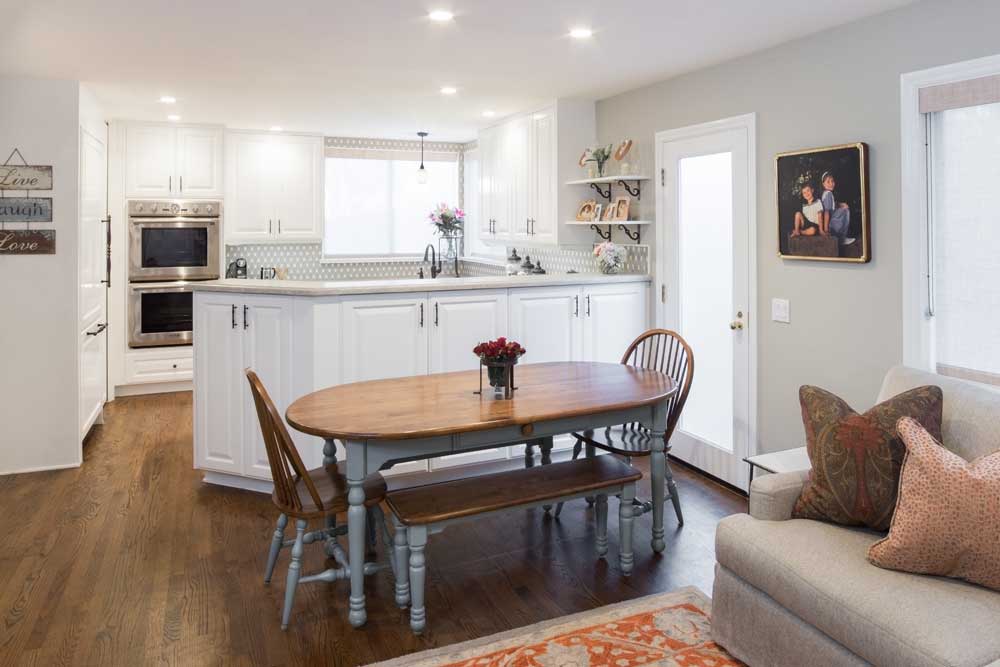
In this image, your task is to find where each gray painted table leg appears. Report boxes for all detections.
[619,483,636,576]
[540,437,554,513]
[264,513,287,583]
[392,515,410,609]
[281,518,307,630]
[408,525,429,634]
[345,440,368,628]
[595,495,608,558]
[323,439,339,556]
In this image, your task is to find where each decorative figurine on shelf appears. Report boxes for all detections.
[579,144,614,178]
[594,240,625,274]
[614,139,633,175]
[473,337,526,399]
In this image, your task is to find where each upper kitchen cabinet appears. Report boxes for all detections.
[478,99,595,246]
[124,123,223,198]
[225,132,324,244]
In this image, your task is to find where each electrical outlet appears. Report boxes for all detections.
[771,298,790,323]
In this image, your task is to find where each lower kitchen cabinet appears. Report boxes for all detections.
[508,285,583,363]
[581,282,649,363]
[341,294,429,383]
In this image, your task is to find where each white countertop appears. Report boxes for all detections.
[191,273,651,296]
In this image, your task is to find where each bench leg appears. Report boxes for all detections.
[595,494,608,558]
[408,525,428,634]
[264,513,287,584]
[281,518,307,630]
[619,483,635,576]
[392,515,410,609]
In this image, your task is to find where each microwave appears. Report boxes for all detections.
[128,200,221,282]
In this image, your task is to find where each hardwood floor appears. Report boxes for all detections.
[0,392,746,667]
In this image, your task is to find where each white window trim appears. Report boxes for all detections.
[900,53,1000,370]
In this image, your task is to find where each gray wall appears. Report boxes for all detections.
[596,0,1000,453]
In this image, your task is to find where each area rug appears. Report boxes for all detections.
[366,587,742,667]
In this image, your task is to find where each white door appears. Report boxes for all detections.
[582,283,648,363]
[176,127,223,198]
[125,124,176,197]
[274,136,322,240]
[341,294,429,383]
[508,286,582,363]
[656,114,755,490]
[428,290,509,469]
[243,296,294,479]
[193,294,244,475]
[79,125,108,439]
[226,134,274,242]
[529,109,557,244]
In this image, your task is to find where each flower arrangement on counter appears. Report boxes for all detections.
[473,337,526,363]
[429,202,465,235]
[594,241,625,274]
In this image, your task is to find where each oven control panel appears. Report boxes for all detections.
[128,200,221,217]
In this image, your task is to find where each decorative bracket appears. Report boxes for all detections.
[618,224,641,243]
[590,224,612,241]
[617,179,641,198]
[589,182,612,200]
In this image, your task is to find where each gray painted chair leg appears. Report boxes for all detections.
[665,457,684,526]
[265,513,287,584]
[554,439,584,518]
[324,514,339,557]
[281,518,307,630]
[595,494,608,558]
[585,442,596,506]
[619,483,636,576]
[392,515,410,609]
[408,525,429,635]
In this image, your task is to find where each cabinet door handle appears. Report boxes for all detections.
[243,305,249,329]
[278,219,282,234]
[526,219,530,235]
[434,302,439,326]
[586,294,591,316]
[419,303,424,328]
[169,176,172,193]
[179,176,183,193]
[232,304,237,329]
[269,219,272,234]
[574,295,579,317]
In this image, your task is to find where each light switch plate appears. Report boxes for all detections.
[771,298,790,323]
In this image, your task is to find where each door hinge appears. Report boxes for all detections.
[660,168,665,186]
[661,284,666,303]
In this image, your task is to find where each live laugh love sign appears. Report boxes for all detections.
[0,148,55,255]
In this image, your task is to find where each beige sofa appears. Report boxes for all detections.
[711,366,1000,667]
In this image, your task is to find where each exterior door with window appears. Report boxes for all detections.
[656,116,755,491]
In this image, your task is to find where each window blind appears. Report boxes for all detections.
[919,73,1000,113]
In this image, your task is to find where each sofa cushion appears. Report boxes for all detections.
[716,514,1000,667]
[793,384,943,531]
[879,365,1000,461]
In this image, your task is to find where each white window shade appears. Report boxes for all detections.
[920,73,1000,113]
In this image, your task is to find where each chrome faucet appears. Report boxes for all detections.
[423,244,442,278]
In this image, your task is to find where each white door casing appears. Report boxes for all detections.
[655,113,757,491]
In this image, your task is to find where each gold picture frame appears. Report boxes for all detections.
[775,142,870,263]
[575,199,597,221]
[611,196,631,222]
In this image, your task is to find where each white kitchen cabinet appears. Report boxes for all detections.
[528,108,557,244]
[508,285,584,363]
[125,123,223,198]
[581,282,649,363]
[341,294,429,383]
[225,132,324,244]
[193,293,294,479]
[506,115,531,241]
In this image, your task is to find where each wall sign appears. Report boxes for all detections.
[0,165,53,190]
[0,230,56,255]
[0,197,52,223]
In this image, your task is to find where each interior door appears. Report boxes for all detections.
[657,119,754,490]
[79,125,108,439]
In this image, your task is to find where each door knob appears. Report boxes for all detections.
[729,311,745,330]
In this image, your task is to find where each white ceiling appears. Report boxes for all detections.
[2,0,914,141]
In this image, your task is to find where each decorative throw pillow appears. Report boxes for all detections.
[792,385,943,531]
[868,417,1000,591]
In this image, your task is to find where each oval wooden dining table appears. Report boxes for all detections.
[286,361,677,628]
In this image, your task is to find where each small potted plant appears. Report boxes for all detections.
[594,241,625,274]
[579,144,614,178]
[429,202,465,259]
[473,337,526,398]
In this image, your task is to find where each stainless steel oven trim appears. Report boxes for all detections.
[128,282,194,348]
[128,218,220,282]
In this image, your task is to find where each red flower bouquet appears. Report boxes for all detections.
[473,337,526,397]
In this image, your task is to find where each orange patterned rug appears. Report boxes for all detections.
[367,587,742,667]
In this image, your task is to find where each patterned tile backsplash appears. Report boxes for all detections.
[224,243,648,281]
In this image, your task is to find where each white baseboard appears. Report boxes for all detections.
[0,460,81,476]
[114,380,193,397]
[202,471,275,494]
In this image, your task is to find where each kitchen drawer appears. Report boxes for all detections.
[125,350,193,384]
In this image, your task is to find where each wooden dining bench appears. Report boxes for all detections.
[385,456,643,634]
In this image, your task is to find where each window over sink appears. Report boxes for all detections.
[322,139,462,260]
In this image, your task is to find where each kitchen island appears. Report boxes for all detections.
[192,273,650,490]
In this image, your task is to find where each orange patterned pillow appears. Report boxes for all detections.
[867,417,1000,591]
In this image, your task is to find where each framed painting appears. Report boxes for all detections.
[776,142,870,262]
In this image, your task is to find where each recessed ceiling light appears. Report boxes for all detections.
[440,86,458,95]
[569,27,593,39]
[167,114,181,122]
[269,126,283,132]
[482,110,495,118]
[159,95,176,104]
[429,9,454,22]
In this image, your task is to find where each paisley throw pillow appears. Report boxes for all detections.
[792,385,943,531]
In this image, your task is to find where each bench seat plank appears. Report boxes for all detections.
[386,457,641,526]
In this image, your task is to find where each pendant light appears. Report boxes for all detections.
[417,131,429,184]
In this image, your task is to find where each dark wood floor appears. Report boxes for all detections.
[0,392,746,667]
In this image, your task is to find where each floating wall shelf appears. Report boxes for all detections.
[566,175,650,200]
[565,220,650,244]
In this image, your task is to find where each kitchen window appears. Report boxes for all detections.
[323,146,460,259]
